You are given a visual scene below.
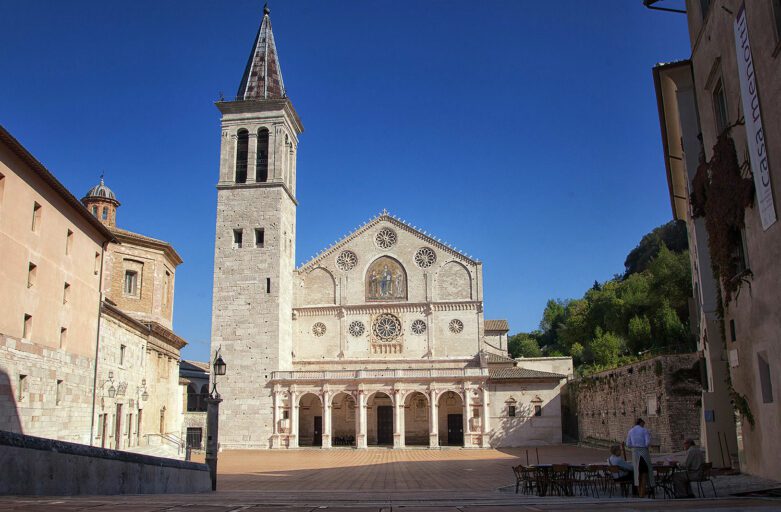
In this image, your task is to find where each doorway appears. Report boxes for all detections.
[377,406,393,445]
[114,404,123,450]
[447,414,463,446]
[313,416,323,446]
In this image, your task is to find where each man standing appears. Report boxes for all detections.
[673,438,705,498]
[626,418,654,497]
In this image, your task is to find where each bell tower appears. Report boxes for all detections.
[210,4,303,449]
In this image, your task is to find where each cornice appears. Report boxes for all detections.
[216,180,297,206]
[293,300,482,317]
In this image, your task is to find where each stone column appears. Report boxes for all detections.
[271,387,280,448]
[429,389,439,448]
[290,389,299,448]
[322,389,332,449]
[393,389,405,449]
[356,389,367,449]
[481,386,491,448]
[462,389,472,448]
[247,132,258,182]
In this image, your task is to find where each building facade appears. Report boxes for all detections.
[0,126,113,444]
[651,0,780,478]
[210,7,568,450]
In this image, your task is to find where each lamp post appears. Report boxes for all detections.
[206,347,226,491]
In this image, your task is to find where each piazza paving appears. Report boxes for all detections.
[1,447,780,511]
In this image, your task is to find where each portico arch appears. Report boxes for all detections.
[298,392,323,446]
[438,390,465,446]
[331,392,356,447]
[404,391,429,446]
[366,391,394,445]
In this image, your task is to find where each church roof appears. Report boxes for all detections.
[488,367,565,380]
[485,319,509,332]
[297,210,480,272]
[237,4,286,100]
[485,352,515,364]
[83,176,119,205]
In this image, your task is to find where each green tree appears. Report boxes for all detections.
[590,328,625,367]
[627,314,651,353]
[508,332,543,358]
[624,220,688,276]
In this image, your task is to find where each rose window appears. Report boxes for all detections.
[414,247,436,268]
[372,313,402,341]
[336,250,358,272]
[449,319,464,334]
[411,319,427,335]
[374,228,397,249]
[348,320,365,337]
[312,322,327,337]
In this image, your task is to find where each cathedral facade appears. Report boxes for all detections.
[210,7,569,450]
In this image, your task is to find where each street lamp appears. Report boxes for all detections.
[206,346,226,491]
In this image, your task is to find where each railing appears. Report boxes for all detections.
[271,367,489,381]
[144,432,185,456]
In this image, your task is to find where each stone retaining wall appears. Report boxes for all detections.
[568,354,702,453]
[0,430,210,495]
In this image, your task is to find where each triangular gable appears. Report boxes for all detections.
[297,210,480,273]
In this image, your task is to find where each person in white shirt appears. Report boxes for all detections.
[608,445,634,481]
[626,418,654,497]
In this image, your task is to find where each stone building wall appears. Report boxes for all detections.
[572,354,701,453]
[0,334,95,444]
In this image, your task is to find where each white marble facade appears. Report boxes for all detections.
[210,7,568,450]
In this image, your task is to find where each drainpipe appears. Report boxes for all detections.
[89,240,108,446]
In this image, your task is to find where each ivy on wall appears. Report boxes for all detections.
[690,132,754,304]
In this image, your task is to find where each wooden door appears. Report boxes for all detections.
[447,414,463,446]
[100,414,107,448]
[377,406,393,445]
[313,416,323,446]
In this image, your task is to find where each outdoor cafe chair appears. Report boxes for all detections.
[691,462,717,498]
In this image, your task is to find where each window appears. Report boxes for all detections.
[186,427,203,449]
[56,379,63,405]
[233,229,243,248]
[713,79,728,135]
[63,282,71,304]
[508,405,516,417]
[91,205,98,217]
[18,374,28,401]
[646,396,658,417]
[162,271,170,308]
[266,277,271,294]
[101,206,108,221]
[534,405,542,417]
[124,271,138,296]
[730,319,737,342]
[255,228,265,248]
[32,202,42,231]
[120,344,126,366]
[27,262,37,288]
[96,414,105,439]
[59,327,67,348]
[94,252,100,275]
[235,129,248,183]
[256,129,269,182]
[758,352,774,403]
[22,314,32,339]
[734,228,749,274]
[65,229,73,255]
[283,409,290,420]
[0,171,5,208]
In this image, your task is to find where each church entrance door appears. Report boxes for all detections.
[377,406,393,445]
[447,414,463,446]
[313,416,323,446]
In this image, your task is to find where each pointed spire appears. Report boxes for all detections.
[237,4,286,100]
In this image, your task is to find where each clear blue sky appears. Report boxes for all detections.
[1,1,690,362]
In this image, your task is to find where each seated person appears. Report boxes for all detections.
[673,438,705,498]
[608,444,633,481]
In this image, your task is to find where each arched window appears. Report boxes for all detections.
[256,129,269,182]
[186,384,197,412]
[235,129,249,183]
[91,205,98,217]
[101,206,108,220]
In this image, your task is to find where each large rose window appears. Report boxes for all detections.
[372,313,402,342]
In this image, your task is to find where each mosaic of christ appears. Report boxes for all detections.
[365,256,406,301]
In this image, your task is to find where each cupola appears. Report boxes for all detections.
[82,176,120,228]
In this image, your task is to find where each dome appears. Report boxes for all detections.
[83,177,118,203]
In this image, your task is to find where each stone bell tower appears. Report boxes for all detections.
[210,4,303,449]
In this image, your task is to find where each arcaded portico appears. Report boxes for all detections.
[270,368,490,449]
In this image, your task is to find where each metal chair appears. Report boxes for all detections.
[691,462,717,498]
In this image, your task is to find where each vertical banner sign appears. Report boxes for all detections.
[734,4,777,230]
